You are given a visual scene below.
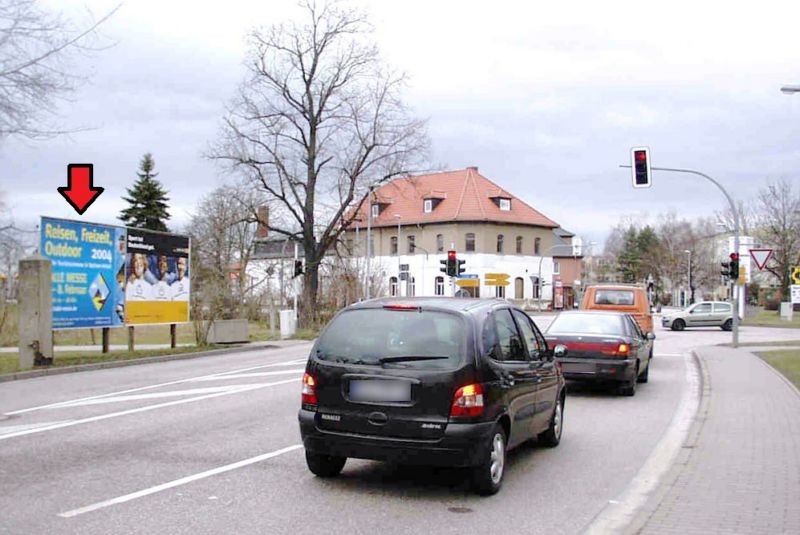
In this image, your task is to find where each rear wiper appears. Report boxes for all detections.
[378,355,450,364]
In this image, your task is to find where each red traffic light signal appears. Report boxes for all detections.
[729,252,739,261]
[446,250,457,277]
[630,147,652,188]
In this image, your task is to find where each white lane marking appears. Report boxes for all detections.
[655,353,683,357]
[6,356,308,416]
[0,421,72,435]
[58,444,303,518]
[0,378,298,441]
[583,351,701,534]
[187,369,304,382]
[51,384,271,408]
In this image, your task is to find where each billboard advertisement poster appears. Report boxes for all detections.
[124,228,190,325]
[40,217,127,329]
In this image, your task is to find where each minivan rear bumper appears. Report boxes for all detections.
[298,409,495,467]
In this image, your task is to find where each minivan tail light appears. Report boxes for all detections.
[451,383,485,417]
[301,373,317,406]
[617,343,630,356]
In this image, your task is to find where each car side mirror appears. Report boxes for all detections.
[646,332,656,341]
[553,344,568,359]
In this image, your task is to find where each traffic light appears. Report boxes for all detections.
[446,250,457,277]
[439,258,447,275]
[457,258,466,276]
[721,260,731,279]
[729,252,739,281]
[293,260,303,277]
[631,147,651,188]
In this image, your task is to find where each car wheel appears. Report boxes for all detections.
[472,423,507,496]
[637,360,649,383]
[538,396,564,447]
[305,451,346,478]
[619,363,638,396]
[721,319,732,331]
[672,319,685,331]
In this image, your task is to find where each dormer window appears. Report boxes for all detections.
[499,198,511,211]
[371,204,379,218]
[423,199,433,213]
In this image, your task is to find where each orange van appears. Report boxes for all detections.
[579,284,653,333]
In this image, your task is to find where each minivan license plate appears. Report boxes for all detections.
[349,380,410,402]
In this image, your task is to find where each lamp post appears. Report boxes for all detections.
[685,249,692,305]
[394,214,402,296]
[365,187,373,300]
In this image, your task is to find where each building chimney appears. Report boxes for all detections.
[467,166,478,172]
[256,206,269,239]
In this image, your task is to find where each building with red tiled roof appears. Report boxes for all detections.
[341,166,582,307]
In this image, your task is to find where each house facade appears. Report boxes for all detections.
[343,166,578,308]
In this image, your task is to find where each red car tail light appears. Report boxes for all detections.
[301,373,317,406]
[450,383,485,417]
[617,343,630,356]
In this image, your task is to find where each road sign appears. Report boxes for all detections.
[792,266,800,285]
[749,249,773,271]
[456,278,479,287]
[458,274,479,279]
[485,273,510,287]
[791,285,800,304]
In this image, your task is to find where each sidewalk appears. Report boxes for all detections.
[0,343,194,353]
[629,346,800,534]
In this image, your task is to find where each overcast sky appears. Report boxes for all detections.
[2,0,799,250]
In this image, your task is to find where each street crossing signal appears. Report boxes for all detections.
[446,250,457,277]
[457,259,466,276]
[631,147,652,188]
[729,252,739,281]
[293,260,303,277]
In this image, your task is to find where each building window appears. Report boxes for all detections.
[465,233,475,252]
[424,199,433,213]
[515,277,524,299]
[435,276,445,296]
[371,204,379,218]
[389,277,398,296]
[407,235,415,254]
[345,237,353,254]
[390,236,398,255]
[436,234,444,253]
[534,237,541,255]
[554,260,560,274]
[495,285,505,298]
[516,236,523,254]
[499,198,511,211]
[496,234,504,254]
[532,277,540,299]
[408,277,415,296]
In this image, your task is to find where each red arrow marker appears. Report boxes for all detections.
[58,164,104,215]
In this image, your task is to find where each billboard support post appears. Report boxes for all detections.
[170,324,176,349]
[102,327,110,353]
[128,326,135,352]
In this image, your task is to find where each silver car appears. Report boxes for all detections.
[661,301,734,331]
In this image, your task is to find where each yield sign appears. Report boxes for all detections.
[749,249,773,271]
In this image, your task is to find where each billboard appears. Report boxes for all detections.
[124,228,190,325]
[40,217,127,329]
[41,216,190,329]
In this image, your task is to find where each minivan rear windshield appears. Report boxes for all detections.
[548,314,625,335]
[315,308,466,369]
[594,290,635,306]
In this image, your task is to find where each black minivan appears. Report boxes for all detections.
[298,297,567,495]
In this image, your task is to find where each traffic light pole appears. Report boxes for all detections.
[621,165,740,347]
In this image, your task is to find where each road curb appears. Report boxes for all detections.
[0,342,307,384]
[621,349,711,534]
[751,350,800,400]
[581,350,706,535]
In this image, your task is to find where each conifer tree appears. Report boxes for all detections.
[120,153,170,231]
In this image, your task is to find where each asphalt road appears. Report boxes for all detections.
[1,319,795,535]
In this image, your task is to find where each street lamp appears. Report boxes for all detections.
[780,85,800,94]
[685,249,692,305]
[394,214,402,296]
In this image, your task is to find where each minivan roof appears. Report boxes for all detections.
[349,296,506,313]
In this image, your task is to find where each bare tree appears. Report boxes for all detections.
[755,178,800,300]
[716,200,755,236]
[0,0,119,140]
[187,182,265,328]
[210,0,429,327]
